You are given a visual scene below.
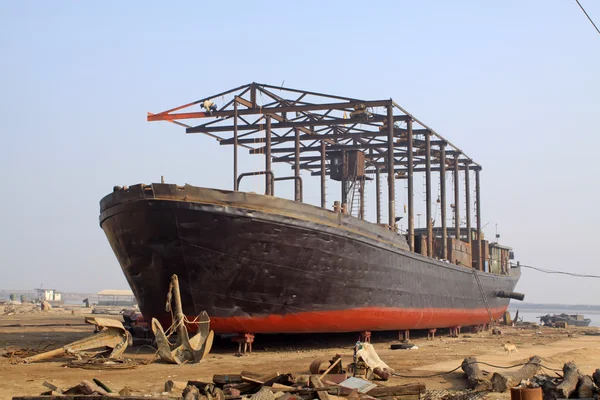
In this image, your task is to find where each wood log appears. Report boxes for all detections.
[234,372,280,393]
[546,362,580,400]
[23,347,65,362]
[576,375,595,399]
[42,381,63,394]
[77,380,108,396]
[592,369,600,388]
[183,385,201,400]
[310,376,331,400]
[372,396,420,400]
[13,397,167,400]
[166,380,190,393]
[241,372,280,385]
[214,375,244,385]
[490,356,542,392]
[461,357,491,391]
[366,384,426,397]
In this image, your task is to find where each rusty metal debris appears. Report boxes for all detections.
[151,274,214,364]
[22,317,131,363]
[65,357,139,370]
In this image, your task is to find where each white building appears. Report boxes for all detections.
[35,288,62,303]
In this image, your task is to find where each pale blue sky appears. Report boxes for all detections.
[1,1,598,304]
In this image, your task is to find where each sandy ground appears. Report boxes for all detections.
[1,312,599,399]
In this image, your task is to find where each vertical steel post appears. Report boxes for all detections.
[320,141,326,208]
[464,161,472,246]
[265,116,272,195]
[375,167,381,224]
[407,119,414,251]
[387,106,395,229]
[454,155,461,239]
[359,178,365,220]
[233,99,238,191]
[440,143,447,260]
[250,83,256,107]
[425,131,432,257]
[475,167,483,271]
[294,128,301,202]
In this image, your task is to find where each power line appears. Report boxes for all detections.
[575,0,600,36]
[515,263,600,279]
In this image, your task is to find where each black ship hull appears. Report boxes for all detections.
[99,184,520,334]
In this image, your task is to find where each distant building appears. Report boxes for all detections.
[97,289,137,307]
[35,288,62,303]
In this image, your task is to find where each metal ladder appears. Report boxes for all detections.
[472,268,494,325]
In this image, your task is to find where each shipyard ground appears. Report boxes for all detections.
[1,313,600,398]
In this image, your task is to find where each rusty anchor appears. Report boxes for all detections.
[151,274,214,364]
[24,317,132,363]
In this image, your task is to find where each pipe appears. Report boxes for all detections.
[237,171,275,195]
[496,291,525,301]
[274,176,303,202]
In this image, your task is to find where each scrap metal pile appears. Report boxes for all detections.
[15,348,427,400]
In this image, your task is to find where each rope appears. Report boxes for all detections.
[391,360,562,378]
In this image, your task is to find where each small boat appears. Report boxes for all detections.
[538,313,591,327]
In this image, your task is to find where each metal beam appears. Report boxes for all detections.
[320,164,479,175]
[425,131,432,257]
[464,160,472,246]
[149,100,395,122]
[294,128,301,202]
[440,143,447,260]
[407,119,414,251]
[193,114,411,134]
[475,167,482,271]
[376,167,381,224]
[233,100,239,190]
[219,129,425,145]
[453,155,461,239]
[387,105,395,229]
[265,116,272,195]
[253,142,400,155]
[320,141,326,208]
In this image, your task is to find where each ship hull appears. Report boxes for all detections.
[99,184,520,334]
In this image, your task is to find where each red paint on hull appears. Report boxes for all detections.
[160,306,509,334]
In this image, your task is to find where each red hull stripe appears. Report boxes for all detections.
[163,306,509,334]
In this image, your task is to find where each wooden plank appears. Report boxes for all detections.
[319,358,342,380]
[310,376,332,400]
[367,384,426,397]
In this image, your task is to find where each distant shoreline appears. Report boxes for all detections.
[508,302,600,312]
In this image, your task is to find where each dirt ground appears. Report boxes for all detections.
[1,312,599,399]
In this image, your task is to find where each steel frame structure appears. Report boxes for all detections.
[148,82,485,270]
